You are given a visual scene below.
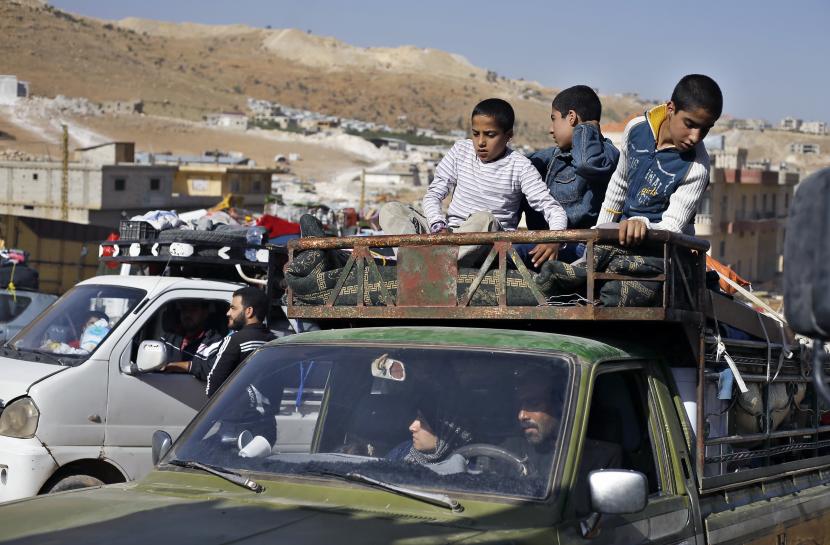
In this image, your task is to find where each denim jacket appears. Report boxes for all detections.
[523,124,620,229]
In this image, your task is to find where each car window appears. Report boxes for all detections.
[10,284,145,365]
[166,345,573,500]
[0,293,31,323]
[129,298,229,365]
[573,369,660,515]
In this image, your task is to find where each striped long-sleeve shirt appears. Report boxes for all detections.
[422,139,567,231]
[596,106,710,234]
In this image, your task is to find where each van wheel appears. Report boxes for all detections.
[43,474,104,493]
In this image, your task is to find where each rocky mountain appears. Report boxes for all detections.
[1,1,647,145]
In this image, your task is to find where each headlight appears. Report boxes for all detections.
[0,397,39,438]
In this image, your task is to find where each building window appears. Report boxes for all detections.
[33,173,38,181]
[230,179,241,192]
[115,178,126,191]
[252,180,262,192]
[150,178,160,191]
[698,190,711,214]
[719,241,725,257]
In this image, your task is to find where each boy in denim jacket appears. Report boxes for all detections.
[521,85,619,265]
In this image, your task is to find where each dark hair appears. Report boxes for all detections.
[472,98,515,132]
[233,286,268,322]
[552,85,602,122]
[671,74,723,119]
[86,310,109,323]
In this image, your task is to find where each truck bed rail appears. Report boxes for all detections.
[286,228,709,323]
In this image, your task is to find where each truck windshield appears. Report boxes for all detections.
[9,284,146,364]
[166,345,572,500]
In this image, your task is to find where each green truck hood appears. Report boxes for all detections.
[0,471,554,544]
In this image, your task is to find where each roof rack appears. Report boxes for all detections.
[285,228,710,323]
[99,234,287,293]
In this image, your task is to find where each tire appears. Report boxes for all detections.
[42,474,104,493]
[158,228,249,244]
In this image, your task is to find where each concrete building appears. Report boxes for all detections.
[789,142,821,155]
[780,117,803,131]
[800,121,827,135]
[0,140,178,226]
[733,118,770,131]
[204,112,248,130]
[99,100,143,115]
[369,137,408,151]
[0,141,286,228]
[709,147,748,170]
[363,163,423,188]
[695,164,798,290]
[76,142,136,165]
[0,75,28,105]
[173,164,283,208]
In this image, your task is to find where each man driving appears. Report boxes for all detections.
[503,369,563,477]
[162,300,226,381]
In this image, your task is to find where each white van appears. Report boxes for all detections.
[0,275,246,501]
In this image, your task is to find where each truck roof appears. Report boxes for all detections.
[77,274,244,298]
[271,326,649,363]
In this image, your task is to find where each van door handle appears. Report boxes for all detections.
[88,414,103,423]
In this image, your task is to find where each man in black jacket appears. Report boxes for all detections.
[205,287,275,397]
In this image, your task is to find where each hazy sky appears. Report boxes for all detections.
[51,0,829,122]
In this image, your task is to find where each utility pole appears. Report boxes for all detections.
[359,168,366,218]
[61,124,69,221]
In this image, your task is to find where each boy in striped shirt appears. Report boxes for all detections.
[380,98,567,263]
[597,74,723,246]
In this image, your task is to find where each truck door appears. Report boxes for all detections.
[559,363,702,545]
[103,289,232,480]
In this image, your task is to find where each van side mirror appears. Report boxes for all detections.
[152,430,173,465]
[589,469,648,515]
[136,340,168,373]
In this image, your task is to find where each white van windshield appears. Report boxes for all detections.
[165,345,571,500]
[10,284,146,365]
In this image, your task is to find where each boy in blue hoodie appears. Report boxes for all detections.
[598,74,722,247]
[521,85,619,266]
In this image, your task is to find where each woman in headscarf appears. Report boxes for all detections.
[387,388,473,474]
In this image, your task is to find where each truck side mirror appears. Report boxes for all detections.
[151,430,172,465]
[589,469,648,515]
[136,340,168,373]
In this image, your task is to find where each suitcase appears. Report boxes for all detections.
[784,167,830,338]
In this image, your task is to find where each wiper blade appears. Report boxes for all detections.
[167,459,264,493]
[313,470,463,512]
[26,349,68,365]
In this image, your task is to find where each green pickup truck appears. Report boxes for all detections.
[0,232,828,545]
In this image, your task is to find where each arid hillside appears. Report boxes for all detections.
[0,1,647,146]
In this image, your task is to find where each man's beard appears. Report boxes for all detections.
[229,314,246,331]
[521,422,544,444]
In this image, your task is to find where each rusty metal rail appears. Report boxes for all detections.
[285,228,709,322]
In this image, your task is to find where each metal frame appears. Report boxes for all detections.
[698,336,830,492]
[286,228,709,322]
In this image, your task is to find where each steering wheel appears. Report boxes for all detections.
[452,443,529,476]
